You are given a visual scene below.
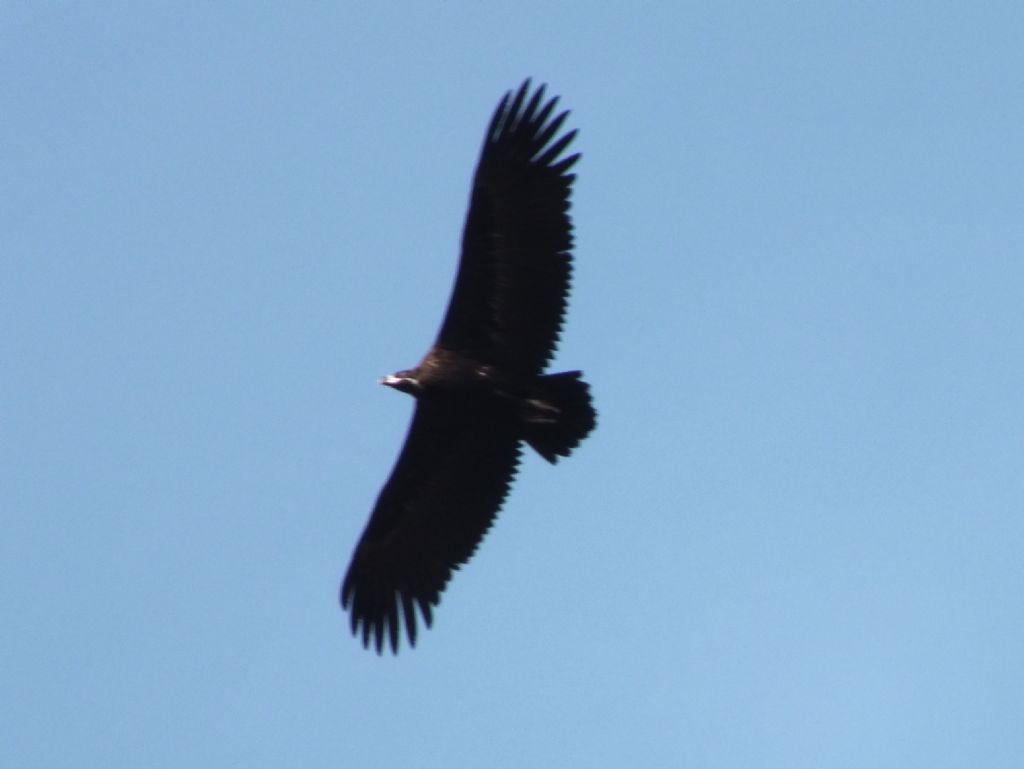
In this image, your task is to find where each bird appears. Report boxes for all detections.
[341,80,596,654]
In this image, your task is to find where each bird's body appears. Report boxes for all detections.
[341,81,595,653]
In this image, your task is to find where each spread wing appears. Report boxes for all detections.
[341,401,521,653]
[436,80,580,376]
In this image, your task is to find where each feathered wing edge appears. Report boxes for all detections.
[439,80,581,374]
[341,403,522,653]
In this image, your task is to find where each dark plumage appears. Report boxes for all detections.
[341,80,596,653]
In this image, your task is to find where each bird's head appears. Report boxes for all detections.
[380,369,423,396]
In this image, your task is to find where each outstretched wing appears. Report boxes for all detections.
[341,401,521,653]
[437,80,580,376]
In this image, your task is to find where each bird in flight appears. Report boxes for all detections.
[341,80,596,653]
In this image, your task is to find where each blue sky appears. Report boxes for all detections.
[4,2,1023,767]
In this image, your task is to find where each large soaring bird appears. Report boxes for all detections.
[341,80,596,653]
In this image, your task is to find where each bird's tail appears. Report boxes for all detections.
[521,371,596,464]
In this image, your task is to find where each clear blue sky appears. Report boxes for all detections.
[4,3,1023,767]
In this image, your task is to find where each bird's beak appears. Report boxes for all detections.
[380,375,401,387]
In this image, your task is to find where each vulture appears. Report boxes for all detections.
[341,80,596,653]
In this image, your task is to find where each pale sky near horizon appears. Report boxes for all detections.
[4,3,1024,767]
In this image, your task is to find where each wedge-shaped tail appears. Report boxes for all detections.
[522,371,596,464]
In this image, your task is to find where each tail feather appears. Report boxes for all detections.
[521,371,596,463]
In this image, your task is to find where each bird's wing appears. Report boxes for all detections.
[436,80,580,376]
[341,400,522,653]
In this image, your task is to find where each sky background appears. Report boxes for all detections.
[4,2,1024,767]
